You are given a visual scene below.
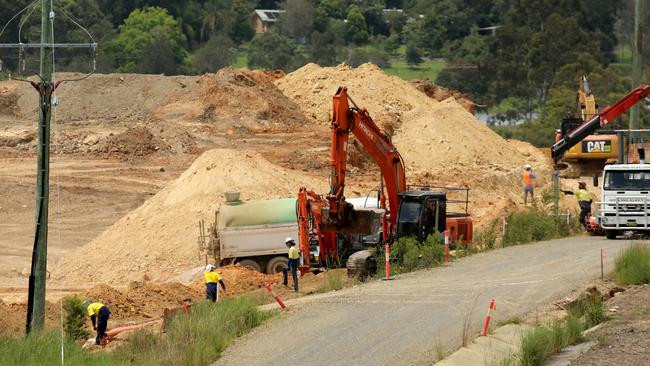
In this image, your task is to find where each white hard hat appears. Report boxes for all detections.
[205,264,215,272]
[524,164,531,170]
[285,237,294,244]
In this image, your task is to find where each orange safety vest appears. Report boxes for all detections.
[523,171,534,186]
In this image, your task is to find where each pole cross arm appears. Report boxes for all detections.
[0,42,97,49]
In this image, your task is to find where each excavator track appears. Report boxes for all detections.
[346,250,377,280]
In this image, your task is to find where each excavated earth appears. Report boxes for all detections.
[0,64,565,336]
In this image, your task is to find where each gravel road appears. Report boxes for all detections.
[215,236,631,366]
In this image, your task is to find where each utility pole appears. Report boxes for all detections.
[0,0,96,336]
[26,0,54,334]
[630,0,644,140]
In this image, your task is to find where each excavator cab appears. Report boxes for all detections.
[395,191,446,241]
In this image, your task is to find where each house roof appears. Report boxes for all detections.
[251,9,285,23]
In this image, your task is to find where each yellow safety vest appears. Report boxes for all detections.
[87,302,104,317]
[204,271,222,284]
[288,246,300,260]
[574,189,591,202]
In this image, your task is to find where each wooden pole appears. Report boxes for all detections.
[26,0,54,334]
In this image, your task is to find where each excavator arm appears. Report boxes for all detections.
[552,84,650,163]
[329,87,406,236]
[296,87,406,270]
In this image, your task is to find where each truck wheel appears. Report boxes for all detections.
[266,256,288,274]
[237,259,262,272]
[605,230,617,240]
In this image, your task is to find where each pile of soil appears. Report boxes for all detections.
[411,79,475,113]
[53,148,329,285]
[94,126,171,159]
[275,63,435,127]
[83,283,201,320]
[127,67,308,132]
[0,68,306,130]
[277,63,553,225]
[205,265,282,293]
[0,300,61,337]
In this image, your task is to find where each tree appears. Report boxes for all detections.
[405,42,423,66]
[309,31,340,66]
[345,5,369,45]
[346,48,390,68]
[139,31,177,74]
[229,0,255,44]
[248,32,301,71]
[108,6,188,73]
[200,0,235,42]
[193,34,235,73]
[318,0,345,19]
[277,0,314,40]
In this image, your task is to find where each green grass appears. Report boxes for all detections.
[566,295,609,329]
[0,332,116,366]
[518,317,584,366]
[233,50,248,69]
[497,316,523,327]
[384,57,447,81]
[0,297,275,366]
[613,243,650,285]
[314,272,344,293]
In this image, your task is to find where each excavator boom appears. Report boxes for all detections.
[552,84,650,162]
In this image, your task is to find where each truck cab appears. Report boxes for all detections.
[598,163,650,239]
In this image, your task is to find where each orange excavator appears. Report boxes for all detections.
[296,87,473,274]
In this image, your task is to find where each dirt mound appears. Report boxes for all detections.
[0,300,61,337]
[95,126,171,159]
[202,265,282,293]
[275,63,434,126]
[411,79,475,113]
[277,63,553,225]
[53,148,329,286]
[0,69,306,131]
[0,84,19,116]
[180,67,308,130]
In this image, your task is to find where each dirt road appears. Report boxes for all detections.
[215,236,630,366]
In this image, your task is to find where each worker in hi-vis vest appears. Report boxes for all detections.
[82,300,111,345]
[522,164,537,204]
[562,180,592,227]
[204,264,226,302]
[282,237,300,292]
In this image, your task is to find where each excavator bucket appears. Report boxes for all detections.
[320,206,381,234]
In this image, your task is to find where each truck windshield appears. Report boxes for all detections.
[604,170,650,191]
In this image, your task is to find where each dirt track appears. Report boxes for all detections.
[215,236,631,366]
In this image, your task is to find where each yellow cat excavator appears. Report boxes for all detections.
[554,76,619,177]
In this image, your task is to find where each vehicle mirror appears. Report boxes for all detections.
[593,174,599,187]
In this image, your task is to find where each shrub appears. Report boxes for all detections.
[473,221,498,249]
[502,206,581,246]
[63,295,91,340]
[613,243,650,285]
[382,234,445,274]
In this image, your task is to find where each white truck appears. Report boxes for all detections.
[597,162,650,239]
[207,194,380,273]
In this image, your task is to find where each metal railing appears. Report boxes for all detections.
[407,184,470,215]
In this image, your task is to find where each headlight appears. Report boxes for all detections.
[601,216,608,224]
